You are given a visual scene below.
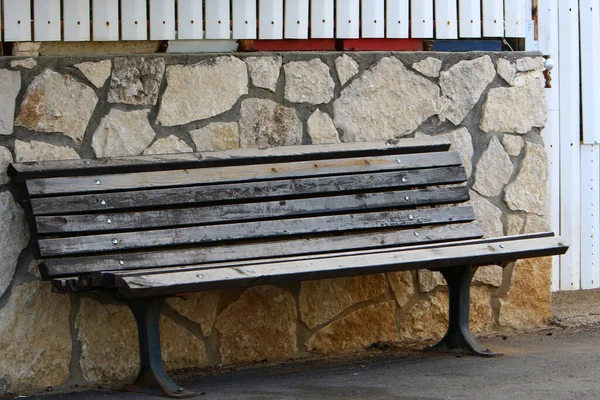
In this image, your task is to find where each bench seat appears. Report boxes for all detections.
[9,137,568,399]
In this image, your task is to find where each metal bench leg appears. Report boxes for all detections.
[123,298,196,398]
[425,266,498,357]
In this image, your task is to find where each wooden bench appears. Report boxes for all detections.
[8,137,568,398]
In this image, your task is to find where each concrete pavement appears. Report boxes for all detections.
[21,290,600,400]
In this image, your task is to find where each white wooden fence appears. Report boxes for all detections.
[537,0,600,291]
[0,0,532,42]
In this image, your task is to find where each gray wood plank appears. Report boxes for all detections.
[104,232,556,282]
[26,151,462,196]
[30,166,467,215]
[115,235,569,298]
[41,222,484,278]
[9,138,451,182]
[36,186,469,234]
[37,206,476,257]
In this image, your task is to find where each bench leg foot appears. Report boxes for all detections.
[425,266,499,357]
[123,298,196,398]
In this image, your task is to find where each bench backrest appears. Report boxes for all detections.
[9,138,483,285]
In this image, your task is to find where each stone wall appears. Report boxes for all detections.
[0,51,550,395]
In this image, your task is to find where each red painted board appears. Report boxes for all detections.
[340,39,423,51]
[239,39,337,52]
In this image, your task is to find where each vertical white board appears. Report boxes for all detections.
[311,0,334,38]
[285,0,309,39]
[233,0,257,39]
[537,0,561,291]
[259,0,284,39]
[458,0,481,38]
[386,0,409,38]
[362,0,385,38]
[121,0,148,41]
[150,0,176,40]
[34,0,61,41]
[435,0,458,39]
[64,0,90,41]
[580,0,600,144]
[178,0,204,40]
[4,0,32,41]
[482,0,504,37]
[558,0,581,290]
[93,0,119,41]
[336,0,359,38]
[505,0,528,37]
[411,0,434,38]
[580,145,600,289]
[206,0,231,39]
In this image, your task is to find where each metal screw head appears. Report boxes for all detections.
[414,232,420,237]
[499,244,505,249]
[396,159,402,164]
[196,274,203,279]
[119,260,125,265]
[111,239,119,245]
[95,179,101,185]
[100,200,106,205]
[177,388,185,393]
[401,178,407,183]
[404,196,410,201]
[106,219,112,224]
[84,161,90,165]
[408,215,414,220]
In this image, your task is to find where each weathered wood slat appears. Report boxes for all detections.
[30,166,467,215]
[37,206,476,257]
[115,236,569,298]
[41,222,484,278]
[8,138,451,182]
[103,232,556,283]
[26,151,462,196]
[36,186,469,233]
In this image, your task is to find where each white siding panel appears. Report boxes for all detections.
[580,145,600,289]
[233,0,257,39]
[311,0,334,38]
[93,0,119,41]
[336,0,359,38]
[206,0,231,39]
[121,0,148,41]
[178,0,204,40]
[150,0,176,40]
[537,0,561,291]
[362,0,385,38]
[34,0,61,41]
[285,0,309,39]
[482,0,504,37]
[558,0,581,290]
[411,0,434,38]
[505,0,528,37]
[259,0,284,39]
[386,0,409,38]
[580,0,600,144]
[4,0,32,41]
[458,0,481,38]
[64,0,90,41]
[435,0,458,39]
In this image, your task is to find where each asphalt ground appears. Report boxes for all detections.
[14,290,600,400]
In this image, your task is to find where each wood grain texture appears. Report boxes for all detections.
[42,222,484,278]
[115,235,569,298]
[36,186,470,233]
[26,152,462,196]
[37,206,476,257]
[30,166,467,215]
[9,138,451,182]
